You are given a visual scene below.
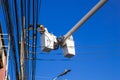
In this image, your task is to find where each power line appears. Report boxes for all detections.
[1,0,20,79]
[13,0,21,77]
[25,54,120,61]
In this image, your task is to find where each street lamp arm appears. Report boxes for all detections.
[53,69,71,80]
[53,77,59,80]
[58,69,71,77]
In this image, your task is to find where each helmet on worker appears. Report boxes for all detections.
[40,25,44,28]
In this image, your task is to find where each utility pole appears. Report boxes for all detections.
[20,16,25,80]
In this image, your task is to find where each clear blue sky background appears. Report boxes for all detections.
[0,0,120,80]
[36,0,120,80]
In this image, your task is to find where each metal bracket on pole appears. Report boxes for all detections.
[64,0,108,41]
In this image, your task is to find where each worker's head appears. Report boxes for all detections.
[37,24,45,32]
[40,25,44,28]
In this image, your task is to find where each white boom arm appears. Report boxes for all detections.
[64,0,108,41]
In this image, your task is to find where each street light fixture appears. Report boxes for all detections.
[53,69,71,80]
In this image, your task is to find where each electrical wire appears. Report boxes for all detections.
[1,0,20,79]
[25,54,120,61]
[26,57,72,61]
[10,0,21,79]
[0,1,13,79]
[27,0,31,79]
[31,0,35,79]
[13,0,21,77]
[33,0,38,79]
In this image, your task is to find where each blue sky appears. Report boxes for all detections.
[36,0,120,80]
[0,0,120,80]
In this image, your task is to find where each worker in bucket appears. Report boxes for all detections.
[39,25,45,34]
